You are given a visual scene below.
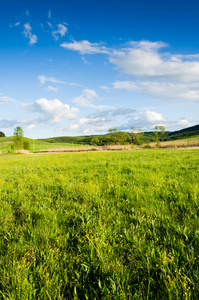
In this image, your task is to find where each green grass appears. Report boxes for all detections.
[181,135,199,141]
[0,137,89,153]
[0,150,199,299]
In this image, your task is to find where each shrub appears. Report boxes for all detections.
[143,144,152,149]
[23,141,30,150]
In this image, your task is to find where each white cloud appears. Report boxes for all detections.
[0,96,16,102]
[73,89,97,107]
[52,24,68,40]
[126,110,196,131]
[60,40,110,55]
[82,57,89,64]
[70,107,135,133]
[70,116,114,133]
[126,111,166,131]
[28,98,78,123]
[23,23,37,45]
[48,10,52,19]
[140,111,166,124]
[63,39,199,102]
[110,41,199,83]
[100,86,109,90]
[72,89,112,109]
[113,80,199,102]
[47,21,53,28]
[47,85,58,92]
[27,124,35,130]
[37,75,65,85]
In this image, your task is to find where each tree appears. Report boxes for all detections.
[131,127,144,145]
[91,137,99,146]
[13,126,24,149]
[107,128,118,144]
[0,131,5,137]
[153,125,165,147]
[108,128,118,134]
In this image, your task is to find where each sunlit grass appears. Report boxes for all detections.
[0,150,198,299]
[0,136,89,153]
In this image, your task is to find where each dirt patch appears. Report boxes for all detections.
[38,145,133,153]
[15,149,30,154]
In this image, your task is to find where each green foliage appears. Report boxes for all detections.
[153,126,165,147]
[143,144,152,149]
[23,141,30,150]
[13,126,24,149]
[0,150,198,299]
[0,131,5,137]
[107,129,132,145]
[131,127,144,145]
[91,137,100,146]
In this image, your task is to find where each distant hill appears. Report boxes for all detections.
[39,124,199,145]
[164,124,199,140]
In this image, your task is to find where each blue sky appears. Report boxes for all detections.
[1,0,199,138]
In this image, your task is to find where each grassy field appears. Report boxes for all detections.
[0,150,199,299]
[0,137,89,153]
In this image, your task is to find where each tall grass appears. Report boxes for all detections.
[0,150,199,299]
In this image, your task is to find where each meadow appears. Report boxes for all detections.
[0,150,198,299]
[0,137,89,154]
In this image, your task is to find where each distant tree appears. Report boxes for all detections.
[0,131,5,137]
[153,125,165,147]
[107,128,118,144]
[108,128,118,134]
[117,131,132,145]
[13,126,24,149]
[131,127,144,145]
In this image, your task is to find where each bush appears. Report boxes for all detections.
[23,141,30,150]
[0,131,5,137]
[143,144,152,149]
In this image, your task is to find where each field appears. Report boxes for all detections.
[0,150,199,299]
[0,137,89,154]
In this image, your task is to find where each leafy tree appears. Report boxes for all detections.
[107,128,118,144]
[0,131,5,137]
[91,137,100,146]
[153,125,165,147]
[131,127,144,145]
[13,126,24,149]
[117,131,132,145]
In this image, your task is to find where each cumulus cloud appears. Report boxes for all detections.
[109,41,199,83]
[37,75,65,85]
[52,24,68,40]
[72,89,112,109]
[125,110,196,132]
[23,23,37,45]
[73,89,98,107]
[113,80,199,102]
[70,107,135,133]
[27,98,78,123]
[60,40,110,55]
[127,110,166,130]
[63,39,199,102]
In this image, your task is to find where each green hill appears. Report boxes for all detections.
[39,124,199,145]
[0,124,198,153]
